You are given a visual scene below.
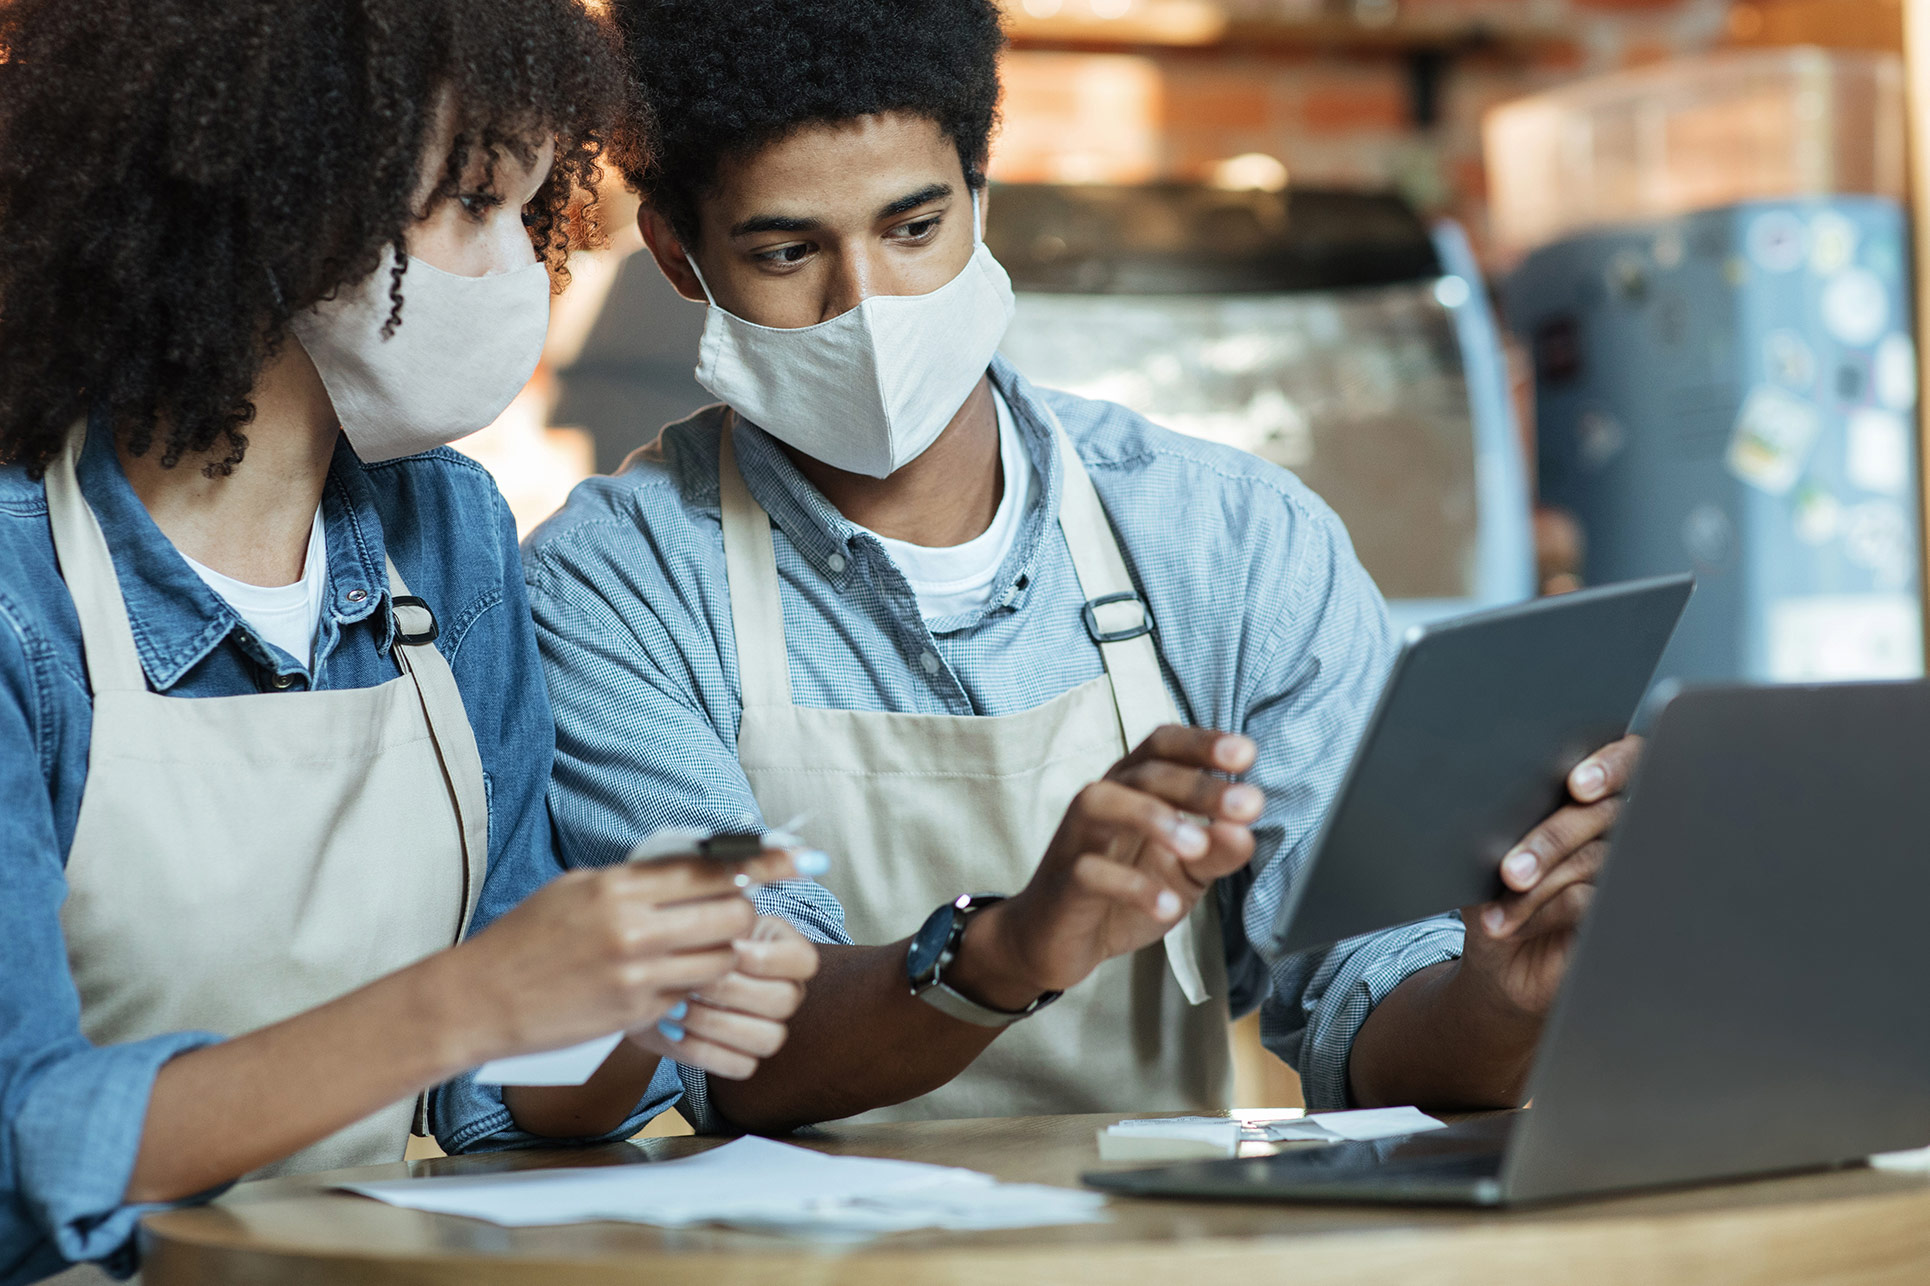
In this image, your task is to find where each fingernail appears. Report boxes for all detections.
[1173,821,1209,857]
[1216,736,1256,770]
[1503,851,1538,885]
[1225,784,1263,819]
[1482,906,1507,935]
[656,1019,686,1043]
[793,850,831,877]
[1156,890,1183,919]
[667,1001,689,1021]
[1573,762,1606,797]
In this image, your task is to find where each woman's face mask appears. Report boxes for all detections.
[687,190,1016,479]
[289,246,551,464]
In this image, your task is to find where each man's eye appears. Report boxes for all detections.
[895,216,942,241]
[756,243,812,265]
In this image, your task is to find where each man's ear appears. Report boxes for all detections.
[637,204,706,304]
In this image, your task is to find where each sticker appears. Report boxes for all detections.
[1808,210,1859,276]
[1578,410,1626,470]
[1793,487,1841,546]
[1875,333,1918,410]
[1747,211,1807,273]
[1769,594,1923,682]
[1682,503,1736,572]
[1726,386,1821,495]
[1846,407,1910,496]
[1764,329,1816,392]
[1820,267,1890,348]
[1842,499,1913,588]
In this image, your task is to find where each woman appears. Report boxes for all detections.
[0,2,818,1281]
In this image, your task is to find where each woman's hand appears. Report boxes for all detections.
[631,915,820,1080]
[449,851,799,1067]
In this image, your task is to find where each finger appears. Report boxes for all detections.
[612,850,802,906]
[618,944,740,996]
[691,971,807,1020]
[677,1002,790,1059]
[631,1026,762,1081]
[1483,839,1607,939]
[1499,882,1595,945]
[1114,725,1257,776]
[1568,735,1643,804]
[730,930,820,983]
[1498,795,1621,893]
[615,895,757,956]
[1068,780,1211,863]
[1071,852,1185,925]
[1114,760,1265,824]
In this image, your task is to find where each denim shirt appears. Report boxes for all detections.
[523,356,1465,1131]
[0,422,677,1285]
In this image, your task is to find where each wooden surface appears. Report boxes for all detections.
[140,1111,1930,1285]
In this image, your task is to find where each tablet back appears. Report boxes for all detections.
[1273,574,1692,955]
[1502,681,1930,1201]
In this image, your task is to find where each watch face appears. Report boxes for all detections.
[906,901,958,984]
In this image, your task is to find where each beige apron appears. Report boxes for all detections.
[46,431,487,1177]
[722,417,1233,1123]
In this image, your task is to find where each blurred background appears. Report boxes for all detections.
[451,0,1919,1112]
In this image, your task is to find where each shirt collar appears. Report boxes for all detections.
[726,355,1066,618]
[75,414,392,690]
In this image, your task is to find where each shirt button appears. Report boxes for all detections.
[827,553,847,575]
[346,588,368,604]
[919,651,942,676]
[271,673,297,690]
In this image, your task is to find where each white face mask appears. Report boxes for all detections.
[688,191,1016,478]
[289,246,550,464]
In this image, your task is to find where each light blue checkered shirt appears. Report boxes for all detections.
[522,355,1464,1127]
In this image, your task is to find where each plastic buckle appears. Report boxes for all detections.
[1082,591,1154,645]
[391,595,439,647]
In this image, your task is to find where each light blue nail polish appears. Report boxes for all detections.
[657,1019,686,1043]
[793,849,831,877]
[667,1001,689,1021]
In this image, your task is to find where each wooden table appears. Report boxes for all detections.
[140,1112,1930,1285]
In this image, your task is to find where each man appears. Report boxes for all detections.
[522,0,1634,1133]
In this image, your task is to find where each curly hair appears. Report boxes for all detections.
[0,0,623,475]
[609,0,1005,248]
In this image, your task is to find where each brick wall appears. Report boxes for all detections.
[993,0,1743,264]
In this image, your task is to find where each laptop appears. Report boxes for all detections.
[1273,574,1692,955]
[1089,681,1930,1206]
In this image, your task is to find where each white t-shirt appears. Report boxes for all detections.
[182,507,329,671]
[868,390,1036,622]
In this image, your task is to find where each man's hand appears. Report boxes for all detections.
[1460,735,1644,1018]
[948,726,1263,1008]
[631,915,819,1080]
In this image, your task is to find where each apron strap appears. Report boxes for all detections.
[718,419,795,710]
[1046,420,1214,1007]
[1049,425,1173,753]
[384,560,490,944]
[44,427,150,694]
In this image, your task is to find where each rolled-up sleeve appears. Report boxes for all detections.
[1231,493,1465,1111]
[0,613,226,1284]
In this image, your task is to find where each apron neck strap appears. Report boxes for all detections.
[1048,421,1176,751]
[718,419,796,710]
[44,426,150,694]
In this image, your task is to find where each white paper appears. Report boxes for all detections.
[1262,1106,1446,1143]
[342,1136,1106,1235]
[1098,1117,1240,1161]
[1870,1145,1930,1172]
[474,1033,624,1088]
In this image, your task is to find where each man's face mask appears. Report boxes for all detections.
[686,190,1016,478]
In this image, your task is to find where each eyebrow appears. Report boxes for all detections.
[727,183,956,239]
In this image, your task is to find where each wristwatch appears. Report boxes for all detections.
[906,893,1061,1028]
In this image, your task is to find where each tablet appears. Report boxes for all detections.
[1271,573,1693,956]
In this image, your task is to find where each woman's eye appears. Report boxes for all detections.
[456,192,503,220]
